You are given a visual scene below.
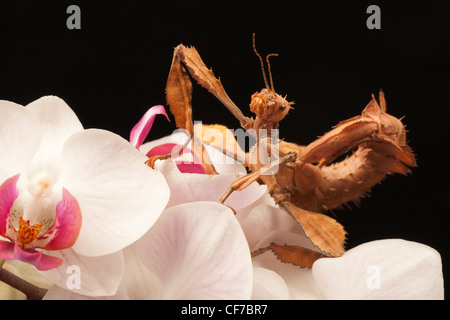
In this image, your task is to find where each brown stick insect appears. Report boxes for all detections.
[148,34,416,267]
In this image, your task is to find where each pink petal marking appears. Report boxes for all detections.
[147,143,207,174]
[130,105,170,149]
[34,252,64,271]
[146,143,184,158]
[0,240,63,271]
[0,174,20,238]
[175,163,207,174]
[12,242,63,271]
[0,240,15,259]
[43,188,82,251]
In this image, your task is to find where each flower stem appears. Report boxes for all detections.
[0,267,48,300]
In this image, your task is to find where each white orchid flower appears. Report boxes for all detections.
[252,239,444,299]
[44,202,253,300]
[0,97,170,296]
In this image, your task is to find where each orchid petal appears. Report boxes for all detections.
[40,248,124,297]
[25,96,83,138]
[252,267,290,300]
[240,204,301,250]
[44,247,160,300]
[312,239,444,300]
[121,246,163,299]
[252,251,325,300]
[25,96,83,180]
[135,202,253,299]
[233,191,276,223]
[58,129,170,257]
[155,159,266,211]
[0,101,41,181]
[154,159,198,206]
[130,105,170,149]
[187,173,266,211]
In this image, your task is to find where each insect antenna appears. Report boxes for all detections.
[266,53,278,92]
[252,33,270,90]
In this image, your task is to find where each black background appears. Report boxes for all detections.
[1,0,449,299]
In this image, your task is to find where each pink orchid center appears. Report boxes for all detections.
[0,174,82,270]
[12,173,57,249]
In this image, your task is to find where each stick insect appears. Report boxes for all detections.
[149,34,416,266]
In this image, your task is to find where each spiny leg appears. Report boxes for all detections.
[160,43,254,172]
[169,44,253,129]
[297,91,416,211]
[145,44,196,169]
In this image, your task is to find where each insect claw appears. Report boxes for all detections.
[145,154,172,168]
[145,158,156,168]
[225,205,237,215]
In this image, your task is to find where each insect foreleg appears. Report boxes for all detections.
[220,152,297,204]
[169,44,253,129]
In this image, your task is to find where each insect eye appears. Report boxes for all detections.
[279,104,286,111]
